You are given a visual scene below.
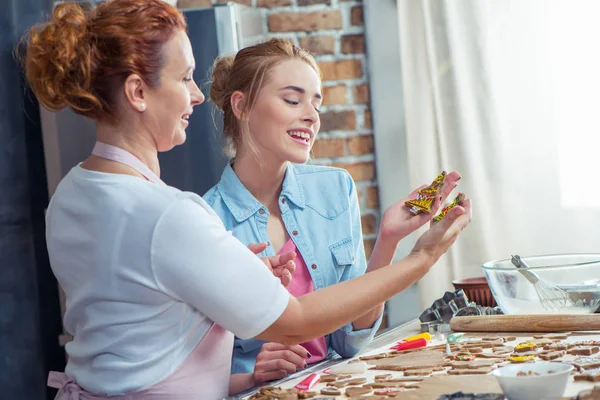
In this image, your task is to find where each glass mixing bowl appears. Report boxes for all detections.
[482,254,600,315]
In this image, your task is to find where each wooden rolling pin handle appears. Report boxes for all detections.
[450,314,600,332]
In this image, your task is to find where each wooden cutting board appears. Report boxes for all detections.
[450,314,600,332]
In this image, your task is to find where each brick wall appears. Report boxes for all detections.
[178,0,382,262]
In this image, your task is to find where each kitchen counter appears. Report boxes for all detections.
[240,318,600,399]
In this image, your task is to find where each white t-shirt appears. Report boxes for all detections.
[46,166,290,395]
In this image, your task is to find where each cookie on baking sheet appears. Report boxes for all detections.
[568,346,600,356]
[507,354,535,363]
[502,336,517,343]
[492,345,514,354]
[403,369,433,376]
[533,333,571,340]
[569,356,600,371]
[530,339,554,346]
[574,368,600,382]
[320,386,342,396]
[514,341,537,353]
[543,342,571,351]
[450,359,496,369]
[359,353,388,361]
[345,386,373,397]
[330,377,367,388]
[538,350,566,361]
[447,366,495,375]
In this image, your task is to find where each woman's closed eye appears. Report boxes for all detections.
[284,99,321,113]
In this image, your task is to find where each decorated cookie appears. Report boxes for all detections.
[507,354,535,363]
[514,341,537,353]
[405,171,446,215]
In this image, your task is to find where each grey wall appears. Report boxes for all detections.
[1,0,65,398]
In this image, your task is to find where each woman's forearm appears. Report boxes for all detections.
[350,232,399,329]
[256,251,430,344]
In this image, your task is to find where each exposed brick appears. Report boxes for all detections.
[258,0,292,6]
[348,134,374,155]
[351,6,364,26]
[353,84,370,104]
[366,186,380,209]
[322,85,347,105]
[364,238,376,259]
[318,59,363,81]
[269,11,342,32]
[361,214,377,234]
[311,138,346,158]
[364,109,372,129]
[332,161,375,181]
[298,0,330,5]
[178,0,212,8]
[299,35,335,55]
[217,0,252,5]
[320,110,356,132]
[357,187,363,205]
[341,34,366,54]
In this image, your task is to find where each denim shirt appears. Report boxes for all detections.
[203,162,383,374]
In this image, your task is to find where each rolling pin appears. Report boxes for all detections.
[450,314,600,332]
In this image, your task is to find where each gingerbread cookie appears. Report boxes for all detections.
[507,354,535,363]
[569,346,600,356]
[405,171,446,215]
[574,368,600,382]
[374,374,392,381]
[374,387,404,395]
[570,356,600,371]
[448,366,495,375]
[320,387,342,396]
[538,351,566,361]
[359,353,388,361]
[345,387,372,397]
[533,333,570,340]
[530,339,554,346]
[492,345,514,354]
[450,359,496,369]
[514,341,537,352]
[403,369,433,376]
[543,343,570,351]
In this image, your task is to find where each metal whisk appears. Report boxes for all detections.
[510,255,572,311]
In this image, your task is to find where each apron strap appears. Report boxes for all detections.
[48,371,83,400]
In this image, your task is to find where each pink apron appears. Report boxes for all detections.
[49,324,234,399]
[48,143,234,399]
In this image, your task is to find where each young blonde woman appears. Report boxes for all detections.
[204,38,463,383]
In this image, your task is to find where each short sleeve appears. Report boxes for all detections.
[150,196,290,339]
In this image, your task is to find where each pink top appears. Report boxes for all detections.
[278,239,328,363]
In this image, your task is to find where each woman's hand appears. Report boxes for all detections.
[378,171,462,244]
[410,198,472,268]
[252,343,310,383]
[248,242,296,287]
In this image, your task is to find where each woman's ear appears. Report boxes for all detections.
[124,73,147,113]
[231,90,246,120]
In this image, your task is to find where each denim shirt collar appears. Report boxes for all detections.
[217,163,305,223]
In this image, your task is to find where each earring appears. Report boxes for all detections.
[140,103,146,111]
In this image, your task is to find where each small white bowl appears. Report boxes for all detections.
[491,362,573,400]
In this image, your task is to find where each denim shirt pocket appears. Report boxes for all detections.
[329,237,355,267]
